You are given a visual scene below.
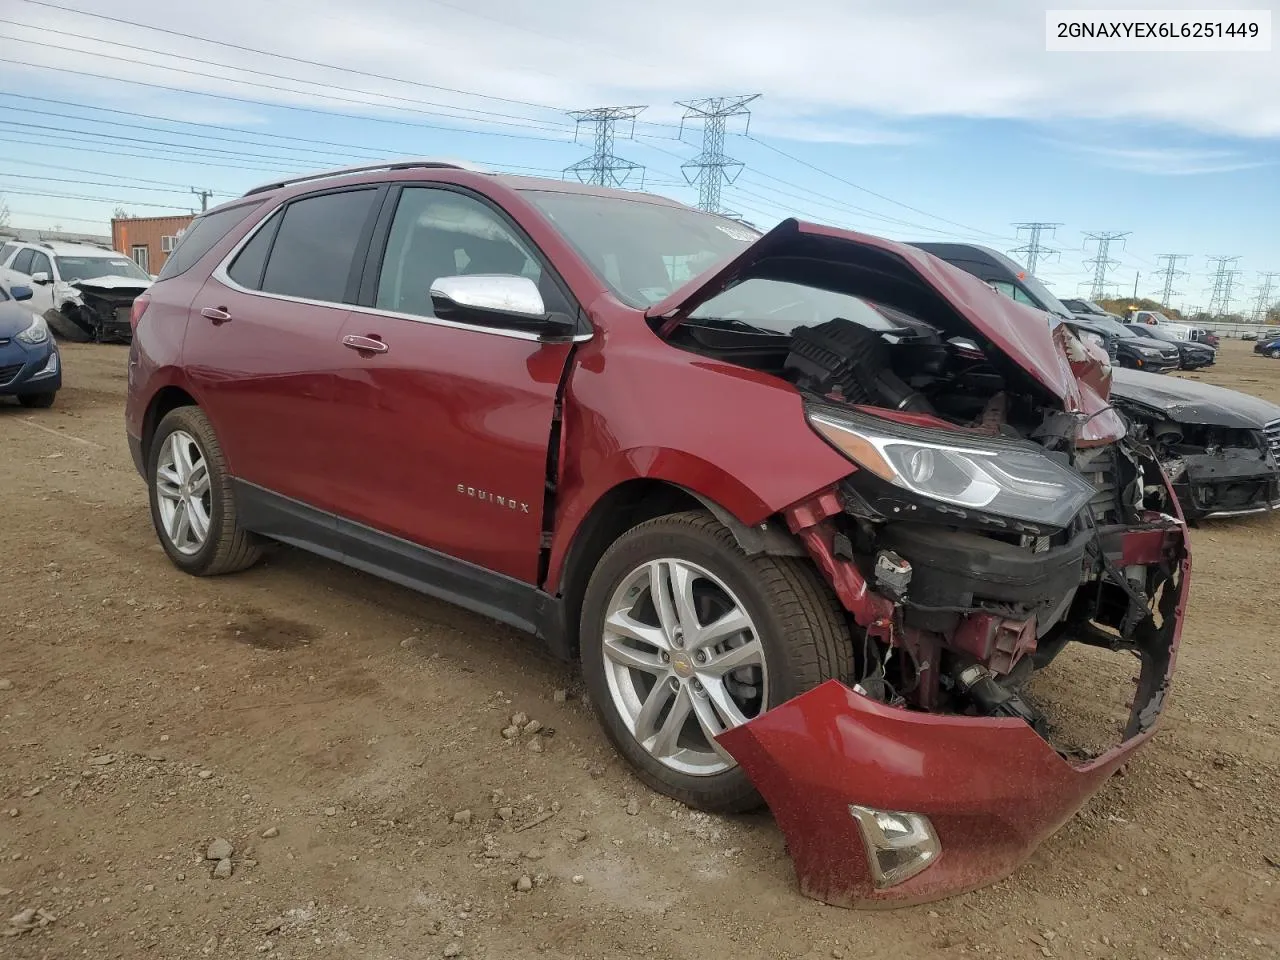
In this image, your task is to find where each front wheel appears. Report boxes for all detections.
[580,511,853,813]
[17,391,56,409]
[1269,348,1280,359]
[148,406,262,576]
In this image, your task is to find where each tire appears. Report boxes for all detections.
[46,309,92,343]
[17,391,56,409]
[1269,348,1280,359]
[148,405,262,576]
[580,510,853,813]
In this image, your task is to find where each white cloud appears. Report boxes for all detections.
[2,0,1277,141]
[1064,144,1274,175]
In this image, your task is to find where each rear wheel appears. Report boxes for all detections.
[580,510,853,813]
[17,391,56,409]
[148,406,262,576]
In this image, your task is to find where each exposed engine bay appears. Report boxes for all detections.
[49,280,145,344]
[673,307,1186,757]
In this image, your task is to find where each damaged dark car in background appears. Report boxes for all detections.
[913,242,1280,522]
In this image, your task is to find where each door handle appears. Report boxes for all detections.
[343,334,389,354]
[200,306,232,325]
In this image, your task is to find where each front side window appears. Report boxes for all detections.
[260,189,379,303]
[521,189,754,307]
[375,187,552,319]
[11,248,34,274]
[28,251,51,278]
[55,255,149,282]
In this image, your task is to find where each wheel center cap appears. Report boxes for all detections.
[670,653,694,678]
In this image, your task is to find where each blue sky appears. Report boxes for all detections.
[0,0,1276,315]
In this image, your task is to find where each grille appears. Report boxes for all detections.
[1264,419,1280,460]
[0,362,24,385]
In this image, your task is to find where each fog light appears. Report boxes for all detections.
[849,804,940,888]
[33,351,58,378]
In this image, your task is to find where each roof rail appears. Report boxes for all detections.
[37,241,54,249]
[241,159,486,198]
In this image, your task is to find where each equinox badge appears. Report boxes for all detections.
[457,483,530,514]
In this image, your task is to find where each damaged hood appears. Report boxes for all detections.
[0,302,39,338]
[71,276,152,294]
[648,219,1118,435]
[1111,368,1280,428]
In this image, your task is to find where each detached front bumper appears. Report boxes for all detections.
[719,518,1188,908]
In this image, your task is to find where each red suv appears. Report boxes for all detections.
[126,161,1189,907]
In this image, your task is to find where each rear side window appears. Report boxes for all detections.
[226,210,281,290]
[11,248,34,274]
[260,189,378,303]
[0,242,18,264]
[157,202,262,281]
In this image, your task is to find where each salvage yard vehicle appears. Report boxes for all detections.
[126,161,1189,907]
[1126,323,1216,370]
[0,282,60,408]
[1255,333,1280,358]
[915,242,1280,520]
[1111,368,1280,520]
[0,240,152,343]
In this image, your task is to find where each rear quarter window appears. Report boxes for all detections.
[157,202,263,280]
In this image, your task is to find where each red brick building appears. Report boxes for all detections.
[111,214,194,275]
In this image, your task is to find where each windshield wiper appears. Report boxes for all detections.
[686,316,781,335]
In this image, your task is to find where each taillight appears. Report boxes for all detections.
[130,293,152,331]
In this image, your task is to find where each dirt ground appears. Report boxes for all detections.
[1,339,1277,960]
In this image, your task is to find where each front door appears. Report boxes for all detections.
[330,184,578,583]
[183,185,385,515]
[24,249,56,319]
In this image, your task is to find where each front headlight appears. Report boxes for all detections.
[16,314,49,344]
[807,405,1096,528]
[1078,330,1105,349]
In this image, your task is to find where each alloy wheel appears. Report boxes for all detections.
[154,430,213,556]
[600,558,768,776]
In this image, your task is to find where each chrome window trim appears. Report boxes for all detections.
[211,203,592,345]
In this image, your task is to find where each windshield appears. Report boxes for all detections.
[687,278,903,337]
[1135,324,1182,343]
[1016,273,1074,318]
[1081,314,1135,338]
[56,255,151,283]
[521,189,756,307]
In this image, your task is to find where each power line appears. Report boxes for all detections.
[0,172,224,197]
[0,56,573,145]
[12,0,572,117]
[1010,222,1060,276]
[1249,271,1279,322]
[1152,254,1190,306]
[1205,256,1242,315]
[741,134,1017,243]
[564,107,647,188]
[0,186,190,210]
[675,95,759,214]
[1082,231,1130,300]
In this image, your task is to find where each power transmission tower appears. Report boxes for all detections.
[1082,231,1129,300]
[564,106,647,188]
[1205,256,1242,316]
[675,95,760,214]
[1010,222,1060,276]
[1250,271,1280,322]
[1152,254,1189,306]
[190,187,213,212]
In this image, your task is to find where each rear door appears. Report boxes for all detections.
[185,185,385,514]
[328,183,580,582]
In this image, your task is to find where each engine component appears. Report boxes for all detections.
[786,318,931,412]
[954,663,1048,735]
[873,549,912,600]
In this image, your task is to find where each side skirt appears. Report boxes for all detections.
[233,480,570,655]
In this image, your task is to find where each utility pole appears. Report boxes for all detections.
[1152,253,1189,307]
[675,95,760,214]
[1082,231,1129,300]
[1205,256,1242,316]
[1250,271,1280,322]
[564,106,647,189]
[1010,222,1061,276]
[190,187,213,212]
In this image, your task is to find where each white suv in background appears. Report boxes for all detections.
[0,239,154,342]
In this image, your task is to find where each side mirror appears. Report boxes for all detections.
[149,274,158,281]
[9,285,32,301]
[30,271,50,285]
[429,275,574,339]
